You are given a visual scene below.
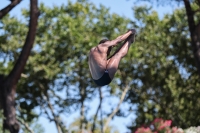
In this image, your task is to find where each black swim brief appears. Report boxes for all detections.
[93,71,112,86]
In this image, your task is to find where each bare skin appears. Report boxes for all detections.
[88,29,136,81]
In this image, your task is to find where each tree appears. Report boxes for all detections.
[135,0,200,76]
[0,0,22,19]
[0,110,44,133]
[127,0,200,130]
[1,0,133,132]
[121,5,200,131]
[183,0,200,76]
[0,0,39,132]
[69,117,120,133]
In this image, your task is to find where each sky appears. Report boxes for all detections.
[0,0,181,133]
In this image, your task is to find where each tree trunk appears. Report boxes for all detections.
[2,83,20,133]
[80,101,85,132]
[183,0,200,76]
[194,22,200,71]
[1,0,39,132]
[91,87,103,133]
[0,75,4,109]
[80,86,86,132]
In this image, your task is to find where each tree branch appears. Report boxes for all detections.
[39,82,62,133]
[45,92,62,133]
[6,0,39,86]
[80,87,86,132]
[194,8,200,14]
[103,86,129,132]
[91,87,103,133]
[17,117,34,133]
[0,0,22,19]
[0,75,4,109]
[43,107,53,122]
[197,0,200,6]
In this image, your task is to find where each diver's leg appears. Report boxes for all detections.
[106,34,135,79]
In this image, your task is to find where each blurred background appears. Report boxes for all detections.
[0,0,200,133]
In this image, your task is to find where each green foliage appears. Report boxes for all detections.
[1,0,199,132]
[0,110,10,133]
[0,14,27,75]
[0,110,4,132]
[0,110,44,133]
[0,0,131,130]
[124,5,200,131]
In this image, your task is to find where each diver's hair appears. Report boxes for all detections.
[99,38,109,44]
